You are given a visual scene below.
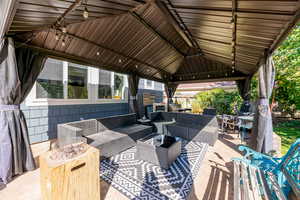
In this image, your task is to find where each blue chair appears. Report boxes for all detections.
[238,139,300,198]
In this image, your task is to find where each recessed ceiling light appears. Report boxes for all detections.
[118,59,122,63]
[96,52,100,56]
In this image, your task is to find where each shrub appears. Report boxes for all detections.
[194,88,242,115]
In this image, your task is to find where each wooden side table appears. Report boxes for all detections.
[40,143,100,200]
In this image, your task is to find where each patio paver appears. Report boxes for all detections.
[0,134,241,200]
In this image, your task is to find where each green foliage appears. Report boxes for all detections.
[273,24,300,115]
[274,120,300,154]
[194,88,242,115]
[191,100,202,113]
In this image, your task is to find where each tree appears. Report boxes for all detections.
[272,24,300,116]
[194,88,242,115]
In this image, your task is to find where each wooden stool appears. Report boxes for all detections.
[40,143,100,200]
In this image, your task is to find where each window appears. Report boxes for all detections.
[36,59,64,99]
[68,66,88,99]
[113,73,125,99]
[143,79,154,89]
[26,58,128,106]
[98,69,112,99]
[146,80,153,88]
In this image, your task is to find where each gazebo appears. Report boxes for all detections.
[0,0,299,188]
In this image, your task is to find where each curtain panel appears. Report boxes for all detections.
[252,56,275,153]
[0,38,46,184]
[164,83,178,111]
[236,76,252,113]
[128,74,140,118]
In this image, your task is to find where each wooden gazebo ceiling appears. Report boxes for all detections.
[4,0,300,83]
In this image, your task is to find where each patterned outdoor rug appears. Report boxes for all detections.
[100,140,208,200]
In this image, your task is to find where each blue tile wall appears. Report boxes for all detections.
[21,102,130,144]
[21,89,163,144]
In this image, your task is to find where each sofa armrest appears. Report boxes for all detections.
[150,112,160,121]
[57,124,84,147]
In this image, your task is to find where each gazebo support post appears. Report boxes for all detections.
[164,83,178,112]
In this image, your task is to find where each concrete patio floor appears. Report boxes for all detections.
[0,133,242,200]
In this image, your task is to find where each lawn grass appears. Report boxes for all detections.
[274,120,300,154]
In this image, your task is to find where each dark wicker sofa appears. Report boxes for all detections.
[150,112,219,146]
[58,113,152,158]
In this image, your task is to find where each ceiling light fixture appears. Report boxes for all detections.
[83,0,89,19]
[55,32,59,41]
[231,41,235,47]
[96,52,100,56]
[62,39,66,47]
[62,24,67,33]
[118,59,122,63]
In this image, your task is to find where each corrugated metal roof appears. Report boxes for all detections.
[5,0,300,83]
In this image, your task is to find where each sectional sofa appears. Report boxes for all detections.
[150,112,219,146]
[58,112,219,159]
[57,113,152,158]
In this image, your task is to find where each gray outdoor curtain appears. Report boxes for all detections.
[128,74,140,118]
[252,55,275,153]
[236,76,252,113]
[0,38,46,184]
[164,83,178,111]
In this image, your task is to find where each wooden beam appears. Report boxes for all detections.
[268,2,300,54]
[0,0,18,39]
[155,0,193,48]
[129,10,186,56]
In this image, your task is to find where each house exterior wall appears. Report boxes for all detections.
[23,58,164,144]
[21,103,130,144]
[23,87,163,144]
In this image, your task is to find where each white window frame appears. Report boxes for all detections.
[25,61,128,106]
[144,79,154,90]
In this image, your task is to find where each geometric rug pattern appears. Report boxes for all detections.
[100,140,208,200]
